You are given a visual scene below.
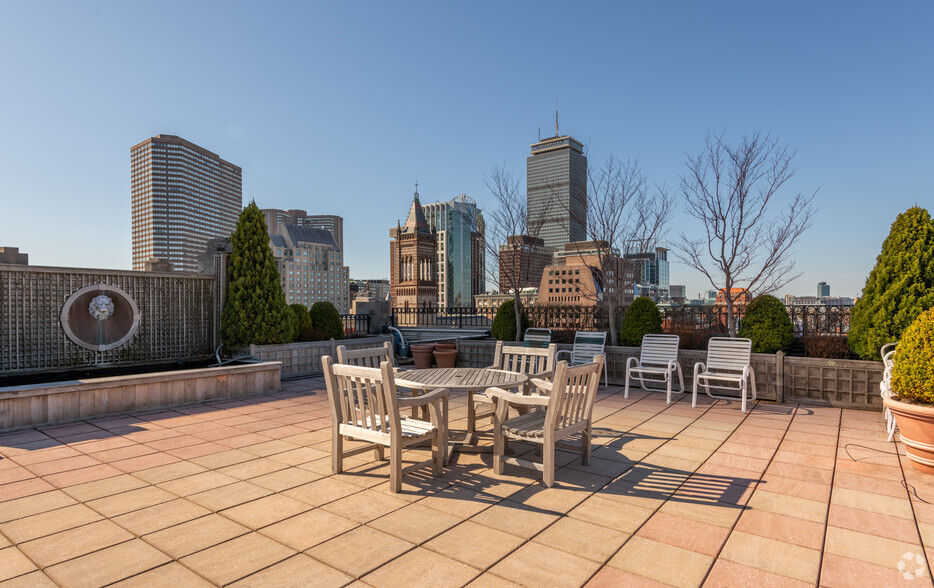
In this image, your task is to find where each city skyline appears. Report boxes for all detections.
[1,2,931,297]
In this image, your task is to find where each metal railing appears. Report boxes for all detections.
[390,304,852,337]
[340,314,371,336]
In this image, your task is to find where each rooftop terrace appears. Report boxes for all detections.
[0,379,930,587]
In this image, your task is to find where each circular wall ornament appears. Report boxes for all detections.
[61,284,141,351]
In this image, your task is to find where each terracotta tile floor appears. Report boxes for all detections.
[2,378,933,587]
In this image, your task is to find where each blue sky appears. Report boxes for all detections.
[1,1,931,298]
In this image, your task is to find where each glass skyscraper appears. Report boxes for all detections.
[526,135,587,252]
[420,195,485,307]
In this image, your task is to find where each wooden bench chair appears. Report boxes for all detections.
[691,337,756,413]
[557,331,608,386]
[487,355,605,487]
[322,356,448,492]
[624,334,685,403]
[467,342,558,436]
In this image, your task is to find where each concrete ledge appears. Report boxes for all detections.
[0,361,282,430]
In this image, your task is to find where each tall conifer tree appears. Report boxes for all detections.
[221,202,294,346]
[849,206,934,359]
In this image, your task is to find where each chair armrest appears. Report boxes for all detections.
[398,388,450,407]
[486,387,550,407]
[529,378,554,394]
[531,370,553,381]
[626,357,640,370]
[556,350,571,360]
[693,361,707,376]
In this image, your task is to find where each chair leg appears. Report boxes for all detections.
[389,441,402,493]
[466,390,476,439]
[582,425,592,465]
[431,432,442,476]
[676,365,685,393]
[624,369,631,399]
[740,380,747,413]
[332,430,343,474]
[493,425,505,475]
[691,374,699,408]
[543,438,555,488]
[666,374,673,404]
[374,445,385,462]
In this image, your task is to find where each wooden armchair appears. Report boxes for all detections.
[624,334,685,403]
[466,342,558,436]
[691,337,756,413]
[322,356,448,492]
[486,355,605,487]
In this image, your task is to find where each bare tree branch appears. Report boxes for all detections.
[673,132,817,335]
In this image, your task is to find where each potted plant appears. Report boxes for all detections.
[884,307,934,474]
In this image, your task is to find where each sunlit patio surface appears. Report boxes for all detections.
[1,378,932,588]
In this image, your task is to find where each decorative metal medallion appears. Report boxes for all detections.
[88,295,115,321]
[61,284,141,351]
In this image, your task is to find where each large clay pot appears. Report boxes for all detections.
[434,349,458,368]
[411,344,436,369]
[884,396,934,474]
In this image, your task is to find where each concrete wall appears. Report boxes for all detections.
[457,339,884,410]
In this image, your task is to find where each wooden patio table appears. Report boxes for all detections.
[394,367,528,462]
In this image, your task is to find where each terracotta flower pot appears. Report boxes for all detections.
[411,344,436,369]
[433,349,458,368]
[884,396,934,474]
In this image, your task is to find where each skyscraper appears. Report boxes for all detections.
[389,190,438,315]
[420,195,485,307]
[527,134,587,252]
[261,208,344,253]
[131,135,242,272]
[817,281,830,298]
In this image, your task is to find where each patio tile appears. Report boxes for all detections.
[249,465,323,491]
[636,511,730,557]
[704,559,813,587]
[828,503,921,543]
[534,516,630,562]
[0,478,56,501]
[230,553,353,587]
[112,498,211,535]
[0,570,58,587]
[179,532,296,585]
[419,484,500,519]
[758,473,832,502]
[819,552,927,587]
[718,530,820,584]
[108,562,214,587]
[368,502,461,544]
[43,539,171,588]
[85,485,176,517]
[217,455,288,479]
[17,519,133,567]
[307,525,414,578]
[259,508,357,551]
[143,513,249,557]
[186,480,272,511]
[823,525,928,574]
[220,493,311,529]
[765,461,833,485]
[365,547,480,588]
[832,470,909,498]
[165,441,229,460]
[586,566,671,587]
[0,490,77,523]
[62,473,148,502]
[745,489,826,523]
[831,486,915,520]
[490,541,600,588]
[321,489,411,524]
[608,536,713,588]
[132,460,207,484]
[157,470,239,496]
[733,508,825,550]
[283,477,363,507]
[266,445,330,466]
[44,463,123,488]
[0,547,38,582]
[471,501,561,539]
[188,448,257,469]
[771,449,835,470]
[423,520,524,571]
[0,503,103,543]
[569,494,655,533]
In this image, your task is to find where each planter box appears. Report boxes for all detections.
[249,335,394,379]
[458,339,884,410]
[0,361,282,430]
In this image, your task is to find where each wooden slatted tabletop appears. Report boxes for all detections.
[394,367,528,391]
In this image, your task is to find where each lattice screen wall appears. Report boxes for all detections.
[1,264,216,372]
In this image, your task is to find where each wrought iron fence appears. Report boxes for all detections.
[391,304,852,337]
[340,314,372,336]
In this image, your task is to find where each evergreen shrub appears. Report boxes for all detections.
[890,308,934,404]
[309,301,344,340]
[491,300,528,341]
[849,207,934,359]
[290,304,312,342]
[619,297,662,346]
[739,295,794,353]
[221,202,294,347]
